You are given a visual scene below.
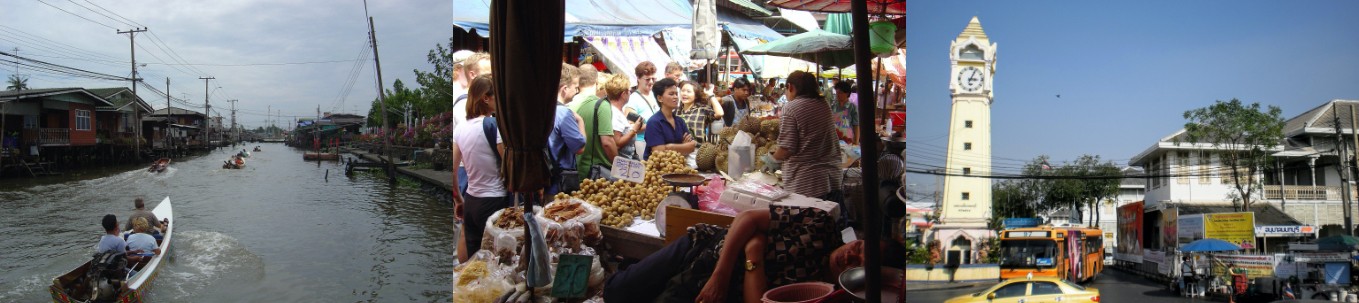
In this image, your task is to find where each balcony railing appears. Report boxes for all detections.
[1264,185,1342,201]
[22,128,70,146]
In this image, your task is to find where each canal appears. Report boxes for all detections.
[0,143,456,302]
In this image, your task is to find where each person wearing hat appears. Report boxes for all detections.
[450,50,475,100]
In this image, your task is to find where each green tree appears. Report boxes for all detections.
[367,79,424,126]
[6,74,28,91]
[1180,99,1285,211]
[412,37,456,115]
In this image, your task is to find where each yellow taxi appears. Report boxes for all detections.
[945,276,1100,303]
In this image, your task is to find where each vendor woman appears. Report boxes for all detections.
[644,78,697,160]
[772,70,843,202]
[603,206,906,303]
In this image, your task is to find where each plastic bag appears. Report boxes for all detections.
[482,206,543,264]
[454,251,513,303]
[728,131,755,176]
[524,213,552,288]
[697,176,737,215]
[538,198,604,246]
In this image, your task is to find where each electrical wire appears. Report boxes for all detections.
[35,0,119,30]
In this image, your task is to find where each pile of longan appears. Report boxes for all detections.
[559,150,699,228]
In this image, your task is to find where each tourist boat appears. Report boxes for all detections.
[50,197,174,303]
[252,146,262,152]
[223,157,245,169]
[146,158,170,173]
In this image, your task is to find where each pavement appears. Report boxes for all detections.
[345,148,456,192]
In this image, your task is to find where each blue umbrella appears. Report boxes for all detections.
[1180,238,1242,252]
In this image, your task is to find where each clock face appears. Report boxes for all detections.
[957,66,984,92]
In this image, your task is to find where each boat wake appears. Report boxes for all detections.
[153,231,264,301]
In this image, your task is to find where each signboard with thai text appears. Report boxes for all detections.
[1255,225,1316,238]
[1205,212,1256,249]
[1211,254,1277,278]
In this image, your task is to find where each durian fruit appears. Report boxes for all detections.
[696,143,719,171]
[739,116,762,135]
[754,145,770,171]
[715,151,729,174]
[719,126,738,141]
[760,119,780,138]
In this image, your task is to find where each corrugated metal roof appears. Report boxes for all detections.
[1177,203,1301,225]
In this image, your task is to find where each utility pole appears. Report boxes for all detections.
[165,78,171,150]
[199,76,214,148]
[228,99,238,144]
[369,15,394,184]
[1333,103,1354,236]
[118,27,147,158]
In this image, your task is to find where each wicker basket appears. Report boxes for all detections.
[842,164,863,228]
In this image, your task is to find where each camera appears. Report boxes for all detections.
[626,112,642,122]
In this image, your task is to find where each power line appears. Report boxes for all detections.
[35,0,118,30]
[64,0,137,28]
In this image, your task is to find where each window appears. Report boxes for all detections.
[965,120,973,128]
[991,282,1029,299]
[999,240,1057,268]
[962,192,970,200]
[960,45,984,61]
[963,167,972,175]
[75,110,91,130]
[1198,152,1212,184]
[964,142,973,150]
[1176,151,1190,184]
[1030,281,1063,295]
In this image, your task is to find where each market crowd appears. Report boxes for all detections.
[446,50,908,302]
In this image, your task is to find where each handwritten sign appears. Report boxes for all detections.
[611,157,646,183]
[551,254,593,298]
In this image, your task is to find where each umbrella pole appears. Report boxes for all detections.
[850,1,882,302]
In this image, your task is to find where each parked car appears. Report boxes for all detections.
[945,276,1100,303]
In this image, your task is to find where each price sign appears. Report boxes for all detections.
[611,157,646,183]
[551,254,593,298]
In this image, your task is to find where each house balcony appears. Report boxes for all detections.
[1264,185,1342,201]
[22,128,70,146]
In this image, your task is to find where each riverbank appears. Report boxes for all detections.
[345,147,456,196]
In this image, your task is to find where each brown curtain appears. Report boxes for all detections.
[490,0,565,193]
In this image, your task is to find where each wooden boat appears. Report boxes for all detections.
[223,157,245,169]
[50,197,174,303]
[146,158,170,173]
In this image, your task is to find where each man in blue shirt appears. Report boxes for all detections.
[643,78,695,160]
[549,64,587,196]
[96,214,127,254]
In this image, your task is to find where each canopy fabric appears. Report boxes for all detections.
[1180,238,1242,252]
[742,30,855,68]
[719,9,784,42]
[766,0,905,15]
[818,49,906,84]
[583,36,673,83]
[750,56,815,79]
[453,0,693,41]
[1316,235,1359,251]
[824,13,852,35]
[777,8,821,32]
[489,0,563,193]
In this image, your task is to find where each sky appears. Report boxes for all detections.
[1,0,450,129]
[901,1,1359,196]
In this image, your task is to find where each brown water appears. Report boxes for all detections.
[0,143,456,302]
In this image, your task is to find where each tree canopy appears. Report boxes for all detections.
[991,155,1122,227]
[1180,99,1284,211]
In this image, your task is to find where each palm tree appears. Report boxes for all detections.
[6,74,28,91]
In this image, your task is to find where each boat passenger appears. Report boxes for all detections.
[96,214,126,255]
[125,218,160,269]
[124,198,162,234]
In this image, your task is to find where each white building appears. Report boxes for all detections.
[1127,99,1359,254]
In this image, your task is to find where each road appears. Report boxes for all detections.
[908,268,1221,303]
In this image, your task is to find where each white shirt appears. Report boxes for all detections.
[453,116,506,198]
[126,233,158,253]
[626,90,657,141]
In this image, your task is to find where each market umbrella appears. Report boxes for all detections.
[741,29,854,68]
[766,0,905,15]
[824,13,852,35]
[1316,235,1359,251]
[1180,238,1243,252]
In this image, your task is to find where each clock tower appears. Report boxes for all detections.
[932,16,997,265]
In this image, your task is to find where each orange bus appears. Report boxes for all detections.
[997,226,1104,283]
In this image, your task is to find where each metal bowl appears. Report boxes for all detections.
[661,173,706,187]
[837,266,904,301]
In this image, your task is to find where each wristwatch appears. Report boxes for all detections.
[745,259,757,272]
